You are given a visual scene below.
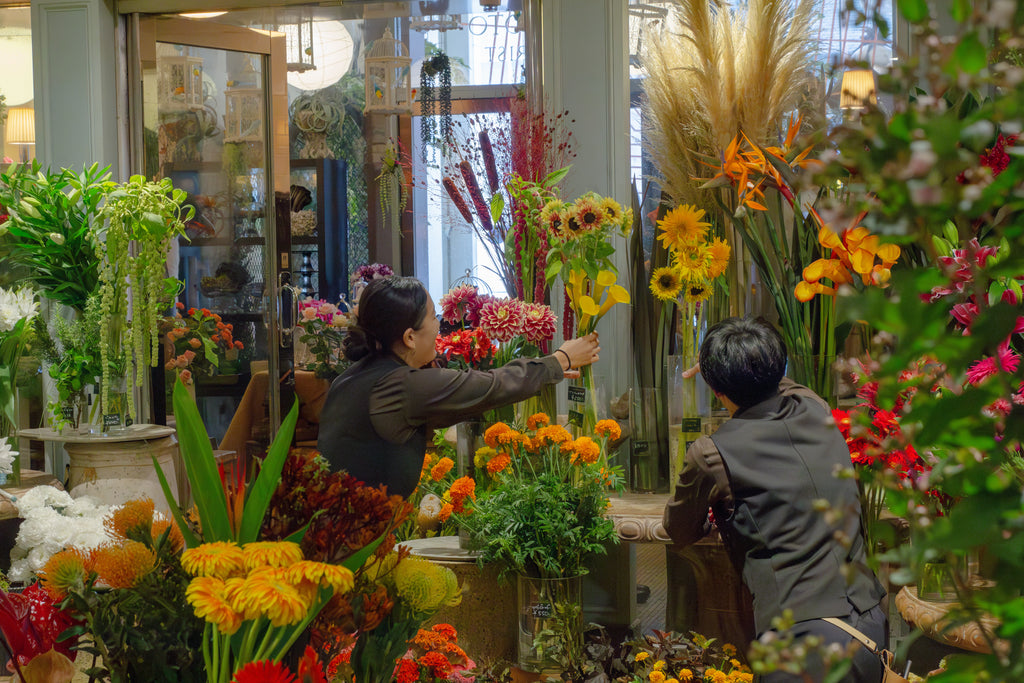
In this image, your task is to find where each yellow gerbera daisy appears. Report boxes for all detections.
[181,541,245,579]
[232,567,311,627]
[657,205,710,252]
[679,670,694,682]
[186,576,243,635]
[285,561,355,594]
[650,267,683,301]
[242,541,304,572]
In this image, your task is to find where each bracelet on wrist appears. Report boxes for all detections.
[555,349,572,371]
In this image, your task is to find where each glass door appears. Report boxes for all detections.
[137,16,295,461]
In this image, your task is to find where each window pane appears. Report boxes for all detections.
[415,11,525,87]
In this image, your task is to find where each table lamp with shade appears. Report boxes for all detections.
[5,107,34,162]
[840,69,877,110]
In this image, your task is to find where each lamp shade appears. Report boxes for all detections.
[840,69,877,109]
[5,107,34,145]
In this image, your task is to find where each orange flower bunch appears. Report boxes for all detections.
[794,209,902,302]
[161,302,244,384]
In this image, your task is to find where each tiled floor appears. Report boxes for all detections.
[634,542,668,635]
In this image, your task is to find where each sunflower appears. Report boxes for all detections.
[558,209,585,241]
[649,267,683,301]
[656,205,710,252]
[598,196,622,224]
[574,195,604,232]
[684,280,712,303]
[187,576,243,635]
[182,541,246,579]
[242,541,304,572]
[539,200,566,236]
[675,246,712,281]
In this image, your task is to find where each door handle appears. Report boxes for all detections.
[278,272,299,348]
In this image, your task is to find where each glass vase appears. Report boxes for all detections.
[666,355,711,485]
[455,419,486,480]
[629,386,666,493]
[567,366,599,436]
[102,374,131,435]
[516,574,583,673]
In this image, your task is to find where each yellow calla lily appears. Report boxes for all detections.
[794,280,836,302]
[850,248,877,275]
[597,284,630,318]
[577,294,599,332]
[803,259,853,286]
[565,270,586,305]
[590,270,617,305]
[818,226,843,251]
[876,243,901,266]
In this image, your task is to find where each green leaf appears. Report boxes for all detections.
[542,165,571,187]
[172,378,232,541]
[950,33,988,75]
[897,0,928,23]
[237,399,300,544]
[950,0,971,22]
[151,454,201,548]
[545,260,563,283]
[341,532,387,572]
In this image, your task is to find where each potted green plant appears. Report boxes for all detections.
[459,414,624,673]
[94,175,192,429]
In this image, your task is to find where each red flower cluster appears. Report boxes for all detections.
[0,582,79,668]
[833,406,924,476]
[435,328,496,370]
[231,646,326,683]
[393,624,475,683]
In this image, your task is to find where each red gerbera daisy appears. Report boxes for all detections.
[231,659,296,683]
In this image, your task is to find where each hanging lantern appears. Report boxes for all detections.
[158,49,204,110]
[224,87,263,143]
[364,27,412,115]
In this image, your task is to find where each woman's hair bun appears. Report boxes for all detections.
[342,324,373,362]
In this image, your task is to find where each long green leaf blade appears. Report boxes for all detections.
[151,454,200,548]
[238,400,300,544]
[173,378,232,541]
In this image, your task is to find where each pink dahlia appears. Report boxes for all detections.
[520,303,556,343]
[439,285,481,325]
[478,298,526,342]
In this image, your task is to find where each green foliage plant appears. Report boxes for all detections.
[0,162,112,311]
[801,0,1024,680]
[95,175,192,421]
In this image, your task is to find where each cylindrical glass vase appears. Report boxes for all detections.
[516,574,583,673]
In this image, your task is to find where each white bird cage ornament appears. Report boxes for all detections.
[224,87,263,143]
[282,15,316,73]
[364,28,412,115]
[159,51,204,110]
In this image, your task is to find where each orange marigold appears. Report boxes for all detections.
[448,476,476,502]
[486,453,511,475]
[484,422,512,448]
[526,413,551,430]
[430,457,454,482]
[572,437,600,464]
[594,419,622,441]
[438,502,454,522]
[497,429,525,447]
[106,498,154,540]
[91,541,157,589]
[535,424,572,446]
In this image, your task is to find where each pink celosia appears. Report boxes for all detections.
[520,303,556,344]
[478,298,526,342]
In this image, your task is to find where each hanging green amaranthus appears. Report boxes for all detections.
[95,175,192,421]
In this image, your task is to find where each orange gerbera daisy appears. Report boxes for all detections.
[181,541,246,579]
[430,457,454,482]
[243,541,304,572]
[187,576,243,635]
[285,561,355,596]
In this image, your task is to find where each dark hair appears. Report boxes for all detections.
[342,276,429,362]
[699,316,787,409]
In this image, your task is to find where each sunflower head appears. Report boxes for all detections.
[684,280,713,303]
[598,196,622,224]
[574,196,604,231]
[657,205,710,252]
[650,267,683,301]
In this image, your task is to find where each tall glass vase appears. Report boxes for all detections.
[629,386,666,492]
[567,365,599,436]
[667,355,711,485]
[516,574,583,673]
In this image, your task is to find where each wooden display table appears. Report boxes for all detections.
[18,425,179,512]
[895,584,1002,654]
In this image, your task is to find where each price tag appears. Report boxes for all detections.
[633,439,650,455]
[103,413,121,429]
[567,409,584,427]
[567,386,586,403]
[61,406,75,422]
[530,602,553,619]
[681,418,702,433]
